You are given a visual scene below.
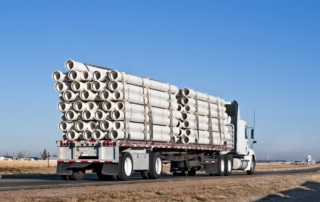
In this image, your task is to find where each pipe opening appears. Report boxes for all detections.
[117,102,124,110]
[66,60,74,70]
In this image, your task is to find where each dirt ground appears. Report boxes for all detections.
[0,162,320,202]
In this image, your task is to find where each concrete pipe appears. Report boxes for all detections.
[66,130,81,140]
[80,90,99,101]
[66,60,109,72]
[81,110,96,120]
[102,100,115,111]
[59,121,73,131]
[87,101,101,111]
[100,120,113,131]
[143,78,178,93]
[99,89,113,101]
[111,110,147,122]
[109,130,150,141]
[151,133,172,142]
[108,81,144,94]
[83,130,92,140]
[92,81,107,92]
[113,121,148,132]
[113,91,147,104]
[93,71,109,81]
[52,71,67,82]
[62,90,79,102]
[92,129,109,140]
[58,102,72,112]
[116,102,145,114]
[55,82,69,92]
[95,110,111,121]
[108,70,144,86]
[73,101,88,111]
[65,110,81,121]
[71,81,92,92]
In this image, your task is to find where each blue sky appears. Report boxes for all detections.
[0,1,319,161]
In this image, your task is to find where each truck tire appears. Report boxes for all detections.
[216,155,225,176]
[224,155,232,176]
[148,152,162,179]
[70,169,85,181]
[247,157,255,175]
[187,168,196,176]
[117,152,133,181]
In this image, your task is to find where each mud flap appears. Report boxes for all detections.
[56,163,73,175]
[102,163,120,175]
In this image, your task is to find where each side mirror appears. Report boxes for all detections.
[251,129,255,139]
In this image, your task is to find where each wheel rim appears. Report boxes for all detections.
[155,157,162,175]
[220,159,225,173]
[124,157,132,176]
[227,159,232,172]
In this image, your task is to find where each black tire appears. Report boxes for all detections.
[187,168,196,176]
[148,152,162,179]
[140,171,149,179]
[61,175,70,180]
[247,157,255,175]
[70,169,85,181]
[224,155,232,176]
[117,152,133,181]
[216,155,225,176]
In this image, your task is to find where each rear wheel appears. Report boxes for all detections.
[149,152,162,179]
[70,169,85,181]
[247,157,255,175]
[187,168,196,176]
[216,155,225,176]
[117,152,133,181]
[224,155,232,176]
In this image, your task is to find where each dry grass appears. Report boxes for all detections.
[0,160,57,174]
[1,162,320,202]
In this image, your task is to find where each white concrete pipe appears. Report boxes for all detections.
[95,110,111,121]
[68,70,93,81]
[81,110,96,120]
[152,133,172,142]
[55,82,69,92]
[182,120,209,130]
[92,81,107,92]
[58,102,72,112]
[102,100,115,111]
[59,121,73,131]
[66,130,81,140]
[100,120,113,131]
[73,101,88,111]
[52,71,68,82]
[99,89,113,100]
[83,130,92,140]
[74,120,97,131]
[109,130,150,141]
[61,113,67,121]
[116,102,145,113]
[111,110,147,122]
[181,113,208,123]
[108,81,144,94]
[112,91,147,104]
[71,81,92,92]
[93,71,109,81]
[80,90,99,101]
[108,70,144,86]
[65,110,81,121]
[87,101,101,111]
[92,129,109,140]
[143,78,178,93]
[62,90,79,102]
[66,60,109,73]
[113,121,147,132]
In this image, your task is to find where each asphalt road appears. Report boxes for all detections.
[0,167,319,191]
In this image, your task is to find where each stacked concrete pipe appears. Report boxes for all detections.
[53,60,232,146]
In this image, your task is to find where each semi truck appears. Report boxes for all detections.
[54,60,257,181]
